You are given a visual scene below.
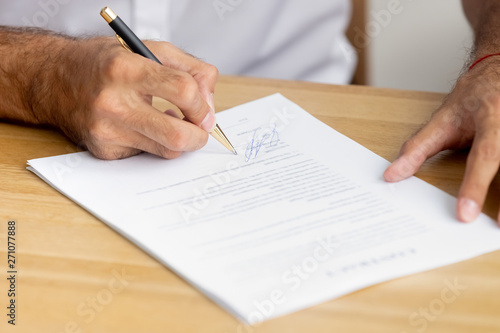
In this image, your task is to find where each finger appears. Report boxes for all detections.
[145,41,219,98]
[121,131,183,159]
[145,41,219,113]
[384,114,453,182]
[129,104,209,152]
[86,142,142,160]
[101,48,215,130]
[140,64,216,132]
[85,112,184,160]
[457,127,500,223]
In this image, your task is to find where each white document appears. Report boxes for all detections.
[27,94,500,323]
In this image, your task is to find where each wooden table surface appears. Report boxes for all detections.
[1,76,500,333]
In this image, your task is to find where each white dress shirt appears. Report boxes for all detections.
[0,0,356,84]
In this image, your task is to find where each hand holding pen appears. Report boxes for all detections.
[0,20,227,160]
[88,38,222,159]
[101,7,236,155]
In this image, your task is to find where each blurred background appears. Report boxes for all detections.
[1,0,474,94]
[355,0,473,93]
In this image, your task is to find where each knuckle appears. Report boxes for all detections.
[157,146,182,159]
[102,53,127,80]
[400,136,419,155]
[166,128,190,151]
[173,74,199,101]
[92,89,133,119]
[87,120,115,144]
[92,149,115,160]
[204,64,219,81]
[487,95,500,113]
[399,137,427,166]
[87,144,125,160]
[102,52,143,83]
[408,150,426,167]
[466,182,485,192]
[474,138,500,161]
[461,180,488,199]
[476,95,500,120]
[195,132,209,150]
[145,40,173,54]
[166,151,183,159]
[92,89,116,113]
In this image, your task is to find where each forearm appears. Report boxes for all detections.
[0,27,68,123]
[0,27,108,131]
[462,0,500,58]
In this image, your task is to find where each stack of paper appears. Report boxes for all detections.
[28,94,500,323]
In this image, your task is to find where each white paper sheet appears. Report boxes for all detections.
[27,94,500,323]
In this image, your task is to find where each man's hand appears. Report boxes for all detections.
[384,1,500,224]
[0,27,218,160]
[384,60,500,223]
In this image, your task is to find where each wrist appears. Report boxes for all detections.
[31,37,113,125]
[42,37,121,143]
[0,28,77,125]
[468,53,500,72]
[26,36,78,126]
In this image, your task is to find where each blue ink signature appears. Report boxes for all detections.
[245,124,280,162]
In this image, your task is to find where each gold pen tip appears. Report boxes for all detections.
[100,7,117,23]
[210,124,237,155]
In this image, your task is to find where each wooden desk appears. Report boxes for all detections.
[1,76,500,333]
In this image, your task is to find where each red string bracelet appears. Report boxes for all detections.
[468,53,500,71]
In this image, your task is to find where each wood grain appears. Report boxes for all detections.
[1,76,499,333]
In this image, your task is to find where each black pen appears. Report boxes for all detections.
[100,7,237,155]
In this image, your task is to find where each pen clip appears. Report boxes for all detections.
[115,34,132,53]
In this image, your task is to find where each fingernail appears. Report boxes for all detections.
[201,110,216,132]
[457,198,480,223]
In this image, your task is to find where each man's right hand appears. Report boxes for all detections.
[0,28,219,160]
